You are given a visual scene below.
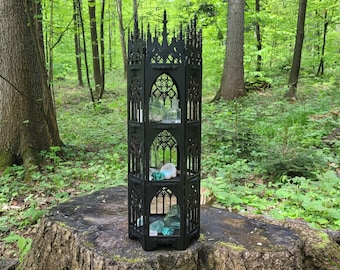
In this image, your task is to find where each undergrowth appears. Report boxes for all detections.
[202,80,340,229]
[0,75,339,261]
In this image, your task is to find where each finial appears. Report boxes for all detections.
[147,23,151,42]
[162,10,168,45]
[179,23,183,40]
[163,10,167,24]
[133,10,139,38]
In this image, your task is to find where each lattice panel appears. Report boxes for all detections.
[150,187,177,215]
[130,184,144,232]
[150,130,178,168]
[129,131,143,177]
[128,72,142,122]
[187,73,201,122]
[187,136,200,176]
[186,183,199,233]
[151,73,178,105]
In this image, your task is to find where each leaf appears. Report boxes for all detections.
[275,188,292,199]
[3,232,21,243]
[316,218,329,225]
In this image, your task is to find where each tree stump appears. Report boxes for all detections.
[21,186,340,270]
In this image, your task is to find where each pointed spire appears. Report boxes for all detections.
[162,10,168,46]
[147,23,151,42]
[186,24,190,46]
[133,9,139,39]
[179,23,183,40]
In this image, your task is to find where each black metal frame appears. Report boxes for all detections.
[127,10,202,251]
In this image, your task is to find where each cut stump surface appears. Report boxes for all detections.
[21,186,340,270]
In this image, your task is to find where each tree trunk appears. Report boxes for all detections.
[88,0,102,99]
[284,0,307,99]
[0,0,62,171]
[98,0,105,99]
[108,3,113,70]
[48,0,54,88]
[255,0,262,72]
[21,186,340,270]
[116,0,128,79]
[316,19,329,77]
[74,0,84,87]
[217,0,246,100]
[78,0,95,103]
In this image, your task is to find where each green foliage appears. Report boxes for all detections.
[2,233,32,262]
[203,100,260,173]
[0,76,127,260]
[202,82,339,230]
[203,170,340,230]
[261,149,327,181]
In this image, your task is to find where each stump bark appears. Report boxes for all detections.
[21,186,340,270]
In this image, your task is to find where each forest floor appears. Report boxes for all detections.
[1,77,339,267]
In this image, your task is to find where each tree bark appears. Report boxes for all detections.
[47,0,54,88]
[285,0,307,99]
[116,0,128,79]
[0,0,62,171]
[20,186,340,270]
[217,0,246,100]
[316,18,329,77]
[88,0,102,99]
[74,0,84,87]
[78,0,95,103]
[255,0,262,72]
[98,0,105,99]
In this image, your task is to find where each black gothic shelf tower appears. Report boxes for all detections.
[127,11,202,251]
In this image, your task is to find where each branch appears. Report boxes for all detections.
[0,74,40,105]
[52,16,74,49]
